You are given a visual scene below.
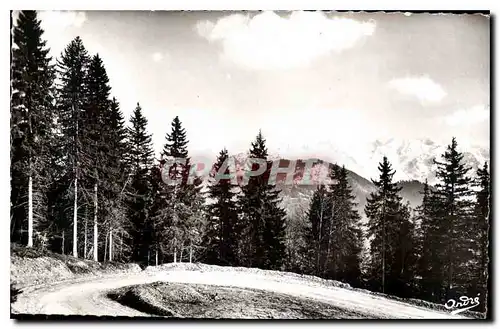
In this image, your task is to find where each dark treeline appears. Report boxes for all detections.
[11,11,489,312]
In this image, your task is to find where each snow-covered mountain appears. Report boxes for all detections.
[221,154,425,225]
[364,138,490,185]
[195,137,488,225]
[269,138,489,185]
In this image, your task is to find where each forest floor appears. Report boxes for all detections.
[10,245,481,319]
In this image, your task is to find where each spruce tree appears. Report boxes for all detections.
[102,97,130,262]
[392,201,418,297]
[159,116,190,262]
[416,181,435,298]
[238,130,287,270]
[11,10,56,248]
[416,180,447,301]
[304,184,332,276]
[55,36,90,256]
[202,148,239,265]
[126,103,154,264]
[364,156,403,293]
[433,137,474,299]
[472,162,490,311]
[155,116,203,263]
[327,165,363,285]
[81,53,113,262]
[262,181,287,270]
[162,116,188,159]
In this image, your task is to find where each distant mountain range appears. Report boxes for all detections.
[364,138,490,185]
[196,138,489,224]
[223,155,427,225]
[269,138,489,185]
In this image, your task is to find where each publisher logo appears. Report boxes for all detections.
[444,294,480,315]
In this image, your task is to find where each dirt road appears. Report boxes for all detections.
[11,265,468,319]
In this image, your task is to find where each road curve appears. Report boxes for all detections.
[11,266,468,319]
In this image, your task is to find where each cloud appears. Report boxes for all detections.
[389,76,446,103]
[443,105,490,126]
[38,11,87,31]
[29,11,87,58]
[260,108,376,153]
[152,52,164,62]
[196,11,375,70]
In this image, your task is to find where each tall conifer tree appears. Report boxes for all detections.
[155,116,203,263]
[202,148,239,265]
[472,162,490,312]
[11,10,56,248]
[304,185,332,276]
[433,137,474,298]
[365,156,403,293]
[238,131,287,270]
[82,54,112,261]
[55,36,90,256]
[127,103,154,263]
[327,166,364,285]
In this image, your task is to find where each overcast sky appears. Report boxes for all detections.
[33,11,490,161]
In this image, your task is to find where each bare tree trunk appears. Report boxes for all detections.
[27,107,33,248]
[61,230,65,255]
[382,213,385,294]
[316,202,324,275]
[155,248,158,266]
[173,187,178,264]
[401,241,405,275]
[180,245,184,263]
[119,231,123,262]
[325,223,332,278]
[27,175,33,247]
[109,229,113,262]
[104,230,108,262]
[72,178,78,257]
[84,212,88,259]
[73,104,79,257]
[448,212,454,292]
[189,243,193,263]
[93,183,98,262]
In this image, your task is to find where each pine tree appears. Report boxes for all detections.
[11,10,56,248]
[202,148,239,265]
[433,137,474,299]
[126,103,154,264]
[365,156,403,293]
[238,130,287,270]
[55,36,90,256]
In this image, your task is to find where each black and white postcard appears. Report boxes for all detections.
[10,10,491,320]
